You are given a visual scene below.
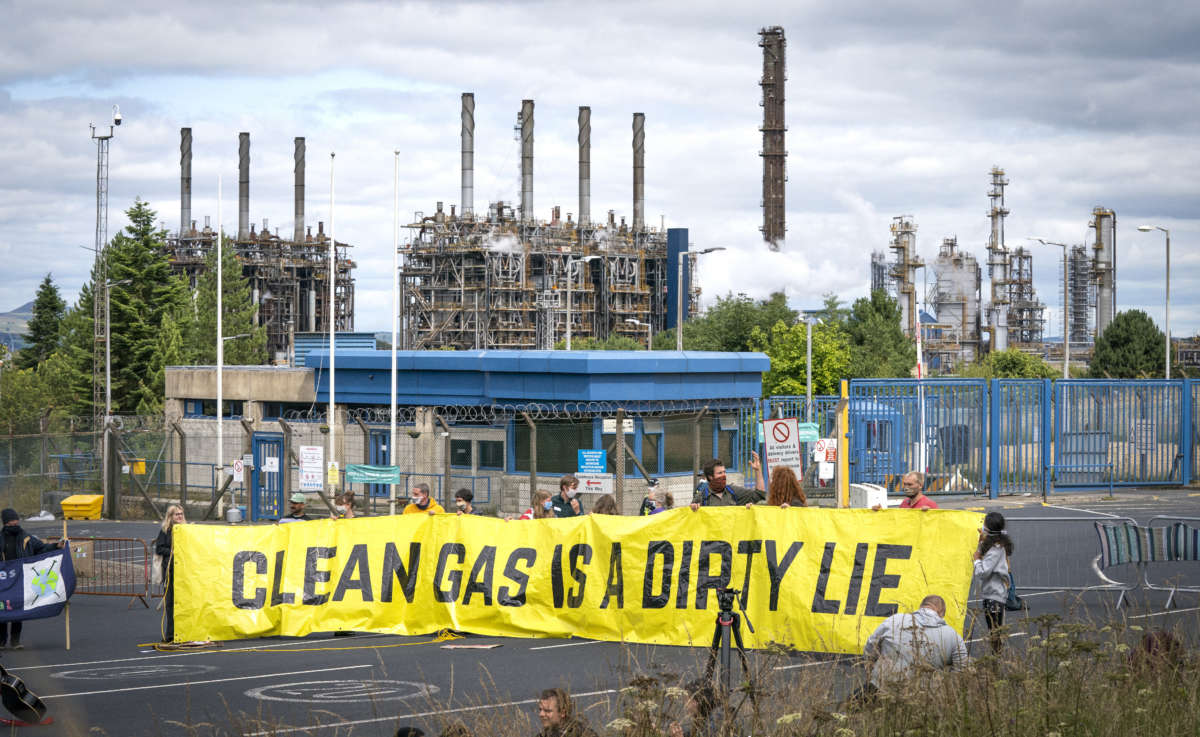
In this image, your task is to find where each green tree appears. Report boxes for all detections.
[845,289,915,378]
[186,240,269,365]
[558,333,645,351]
[813,292,850,328]
[1090,310,1168,378]
[748,319,850,396]
[962,348,1058,379]
[655,291,799,352]
[16,274,65,370]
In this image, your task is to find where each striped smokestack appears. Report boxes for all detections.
[578,106,590,229]
[461,93,474,217]
[520,99,533,222]
[632,112,645,231]
[180,127,192,235]
[238,132,250,240]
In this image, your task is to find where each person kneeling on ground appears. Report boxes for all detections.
[856,594,967,701]
[667,678,718,737]
[535,687,598,737]
[1,508,67,649]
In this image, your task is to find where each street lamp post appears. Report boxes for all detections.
[1030,238,1070,379]
[1138,225,1171,379]
[566,255,598,350]
[676,247,726,351]
[625,318,652,350]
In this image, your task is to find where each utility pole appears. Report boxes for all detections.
[91,105,120,507]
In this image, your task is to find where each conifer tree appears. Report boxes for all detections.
[17,274,66,370]
[187,240,268,365]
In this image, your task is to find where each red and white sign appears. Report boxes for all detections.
[576,473,614,495]
[763,417,803,475]
[813,438,838,463]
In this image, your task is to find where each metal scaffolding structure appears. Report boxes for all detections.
[162,131,356,363]
[889,215,924,337]
[1065,243,1097,348]
[1005,246,1046,347]
[759,26,786,251]
[870,250,890,295]
[928,237,982,373]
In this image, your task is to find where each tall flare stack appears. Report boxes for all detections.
[520,99,534,222]
[238,132,250,240]
[461,93,474,217]
[180,128,192,235]
[1091,206,1116,337]
[633,112,645,230]
[293,137,305,244]
[759,26,787,251]
[578,106,591,228]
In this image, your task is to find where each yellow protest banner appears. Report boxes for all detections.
[174,508,983,654]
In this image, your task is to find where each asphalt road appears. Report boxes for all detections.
[2,492,1197,736]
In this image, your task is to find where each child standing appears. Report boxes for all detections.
[973,511,1014,654]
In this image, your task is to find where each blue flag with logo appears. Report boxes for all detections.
[0,546,75,621]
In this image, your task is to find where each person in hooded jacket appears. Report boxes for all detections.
[973,511,1014,653]
[1,508,67,649]
[861,594,968,697]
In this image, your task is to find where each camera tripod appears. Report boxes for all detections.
[703,588,756,696]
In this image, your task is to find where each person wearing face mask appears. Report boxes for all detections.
[517,490,554,520]
[454,488,482,515]
[403,483,445,515]
[550,475,584,518]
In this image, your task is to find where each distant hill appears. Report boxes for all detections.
[0,300,34,353]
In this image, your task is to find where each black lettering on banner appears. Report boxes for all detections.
[498,548,537,607]
[766,540,802,611]
[811,542,840,614]
[463,545,498,606]
[232,551,267,610]
[694,540,732,610]
[270,549,294,605]
[434,543,466,603]
[865,544,911,617]
[381,542,421,603]
[600,543,624,609]
[843,542,870,615]
[302,546,336,606]
[737,540,763,609]
[642,540,674,609]
[333,544,374,603]
[566,544,593,608]
[551,544,565,608]
[674,540,694,609]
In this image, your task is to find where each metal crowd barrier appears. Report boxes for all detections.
[1001,516,1138,606]
[1140,516,1200,608]
[49,536,150,608]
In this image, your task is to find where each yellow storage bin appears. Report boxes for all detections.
[61,494,104,520]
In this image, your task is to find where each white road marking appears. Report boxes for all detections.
[774,659,843,671]
[243,687,619,736]
[530,640,605,651]
[18,632,398,671]
[1040,504,1120,518]
[42,664,372,699]
[1128,606,1200,619]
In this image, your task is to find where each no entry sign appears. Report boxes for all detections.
[763,417,803,475]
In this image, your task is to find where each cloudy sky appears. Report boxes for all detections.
[2,0,1197,340]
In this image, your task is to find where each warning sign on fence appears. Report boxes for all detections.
[764,418,803,474]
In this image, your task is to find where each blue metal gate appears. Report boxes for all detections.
[251,432,284,521]
[367,429,392,498]
[848,379,987,494]
[1053,380,1186,488]
[989,379,1050,495]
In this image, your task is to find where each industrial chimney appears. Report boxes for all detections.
[520,99,533,222]
[759,26,787,251]
[578,106,591,229]
[180,128,192,236]
[632,113,645,231]
[294,137,305,244]
[462,93,474,218]
[238,132,250,240]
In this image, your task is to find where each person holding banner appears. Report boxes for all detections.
[517,491,554,520]
[453,489,481,516]
[550,476,583,518]
[404,484,444,515]
[766,465,807,508]
[689,452,764,510]
[154,504,185,642]
[280,493,313,522]
[0,509,67,649]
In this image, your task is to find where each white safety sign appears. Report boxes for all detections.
[299,446,323,491]
[813,438,838,463]
[763,417,803,475]
[576,473,614,495]
[232,459,244,483]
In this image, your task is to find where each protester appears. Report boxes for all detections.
[404,483,444,515]
[535,687,598,737]
[551,475,584,518]
[667,678,718,737]
[652,491,675,514]
[859,594,968,698]
[279,492,313,522]
[973,511,1013,654]
[153,504,186,644]
[638,480,660,515]
[1,508,67,649]
[518,491,555,520]
[332,490,356,519]
[765,465,807,508]
[899,471,938,509]
[454,488,482,515]
[591,495,619,515]
[689,451,764,510]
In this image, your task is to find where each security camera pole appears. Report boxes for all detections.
[90,105,120,515]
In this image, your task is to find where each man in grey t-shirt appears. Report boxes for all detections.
[689,451,765,510]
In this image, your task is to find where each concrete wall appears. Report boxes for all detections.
[166,367,315,403]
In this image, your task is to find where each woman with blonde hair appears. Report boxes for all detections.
[154,504,185,642]
[518,490,555,520]
[766,465,807,508]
